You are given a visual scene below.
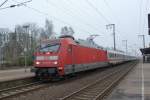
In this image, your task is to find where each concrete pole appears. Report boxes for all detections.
[138,35,146,48]
[106,24,116,50]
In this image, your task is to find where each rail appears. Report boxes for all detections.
[0,80,46,99]
[59,61,138,100]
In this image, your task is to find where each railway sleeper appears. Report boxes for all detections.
[76,93,96,98]
[74,96,93,100]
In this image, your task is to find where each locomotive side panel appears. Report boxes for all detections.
[64,45,109,74]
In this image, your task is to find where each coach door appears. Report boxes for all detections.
[64,45,75,74]
[69,45,75,74]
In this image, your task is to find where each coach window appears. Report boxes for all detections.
[109,53,113,58]
[111,53,113,58]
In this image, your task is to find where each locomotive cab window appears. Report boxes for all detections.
[39,44,60,52]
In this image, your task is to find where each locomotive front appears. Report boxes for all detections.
[33,39,64,79]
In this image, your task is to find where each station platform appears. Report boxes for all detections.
[0,68,34,82]
[107,62,150,100]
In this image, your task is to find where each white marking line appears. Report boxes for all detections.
[141,62,145,100]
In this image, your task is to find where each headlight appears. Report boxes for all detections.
[53,61,58,64]
[36,61,40,65]
[48,56,58,60]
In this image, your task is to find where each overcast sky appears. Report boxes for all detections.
[0,0,150,55]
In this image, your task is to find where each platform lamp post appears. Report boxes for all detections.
[23,25,29,72]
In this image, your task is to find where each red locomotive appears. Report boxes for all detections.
[33,35,135,79]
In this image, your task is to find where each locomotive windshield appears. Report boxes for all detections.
[39,44,60,52]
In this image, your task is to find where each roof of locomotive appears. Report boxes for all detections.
[75,39,104,49]
[39,35,129,55]
[59,35,105,49]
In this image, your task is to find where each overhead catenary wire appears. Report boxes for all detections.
[85,0,119,48]
[25,7,92,35]
[145,0,149,12]
[0,0,8,7]
[103,0,121,26]
[84,0,118,48]
[46,0,105,34]
[62,0,106,34]
[140,0,149,36]
[46,0,101,34]
[102,0,121,36]
[139,0,143,34]
[141,0,149,36]
[103,0,135,49]
[12,0,94,35]
[64,0,106,29]
[0,0,32,11]
[85,0,122,43]
[100,0,120,34]
[66,0,123,43]
[85,0,125,50]
[86,0,111,24]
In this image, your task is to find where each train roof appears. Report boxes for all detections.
[107,49,136,57]
[75,39,104,49]
[59,35,105,49]
[39,35,133,56]
[107,49,125,55]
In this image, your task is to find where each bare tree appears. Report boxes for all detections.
[68,27,74,36]
[61,26,74,36]
[45,19,54,39]
[3,32,23,66]
[61,26,68,35]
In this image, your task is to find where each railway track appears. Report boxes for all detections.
[60,61,138,100]
[0,61,138,100]
[0,80,47,100]
[0,77,35,90]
